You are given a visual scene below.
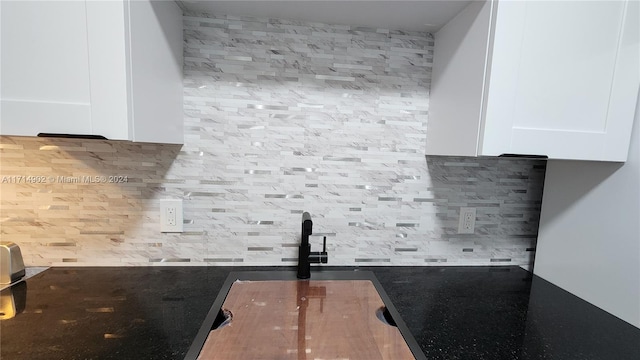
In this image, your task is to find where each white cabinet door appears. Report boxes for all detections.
[427,0,639,162]
[1,1,92,135]
[1,0,183,144]
[482,0,639,161]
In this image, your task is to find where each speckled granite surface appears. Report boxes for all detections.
[0,266,638,359]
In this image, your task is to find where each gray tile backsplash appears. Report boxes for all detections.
[0,12,545,267]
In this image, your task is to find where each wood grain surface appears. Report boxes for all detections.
[197,280,415,360]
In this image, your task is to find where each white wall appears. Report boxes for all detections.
[535,93,640,328]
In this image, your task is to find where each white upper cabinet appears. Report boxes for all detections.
[426,0,639,161]
[1,1,94,136]
[0,0,184,144]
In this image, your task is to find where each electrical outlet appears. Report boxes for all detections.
[160,199,183,232]
[458,207,476,234]
[166,206,176,226]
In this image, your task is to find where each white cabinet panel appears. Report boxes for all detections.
[1,1,90,102]
[427,0,639,162]
[1,1,92,135]
[128,0,184,144]
[85,0,130,141]
[1,101,92,135]
[427,0,492,157]
[509,1,623,133]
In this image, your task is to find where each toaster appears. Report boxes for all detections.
[0,242,25,285]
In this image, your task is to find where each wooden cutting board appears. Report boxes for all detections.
[197,280,415,360]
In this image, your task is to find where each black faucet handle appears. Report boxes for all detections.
[320,236,328,264]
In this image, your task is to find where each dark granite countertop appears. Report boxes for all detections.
[1,266,638,360]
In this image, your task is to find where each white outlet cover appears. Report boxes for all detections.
[160,199,183,233]
[458,207,476,234]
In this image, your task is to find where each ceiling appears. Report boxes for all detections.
[177,0,472,32]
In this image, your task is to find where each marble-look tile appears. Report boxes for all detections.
[0,12,545,267]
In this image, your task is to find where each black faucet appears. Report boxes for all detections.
[297,212,328,279]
